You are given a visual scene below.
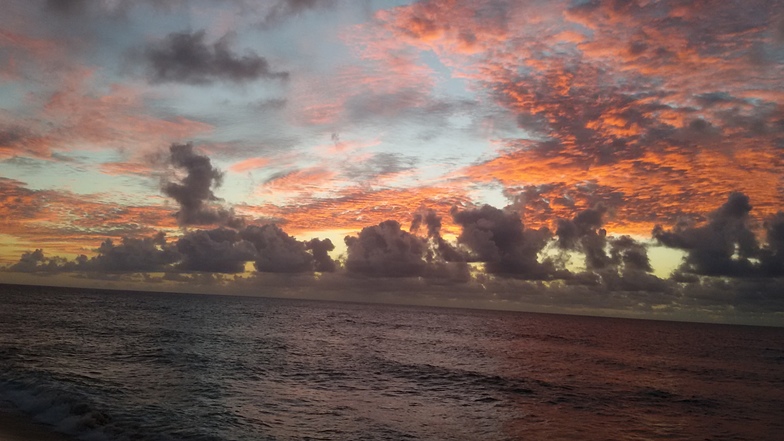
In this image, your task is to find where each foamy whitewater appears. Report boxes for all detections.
[1,285,783,440]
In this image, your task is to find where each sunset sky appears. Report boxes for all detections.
[1,0,783,324]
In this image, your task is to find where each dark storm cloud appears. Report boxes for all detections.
[451,205,561,279]
[240,224,318,273]
[162,143,242,227]
[176,228,256,273]
[85,232,180,272]
[653,192,761,277]
[143,30,288,85]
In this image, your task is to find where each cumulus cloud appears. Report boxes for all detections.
[7,249,81,273]
[85,232,180,272]
[410,208,465,263]
[241,224,317,273]
[343,216,467,281]
[176,228,256,273]
[344,220,428,277]
[142,30,288,85]
[305,237,338,272]
[760,212,784,276]
[556,204,613,270]
[162,143,242,227]
[653,192,760,277]
[451,205,561,279]
[609,235,652,272]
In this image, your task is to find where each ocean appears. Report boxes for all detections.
[0,284,782,440]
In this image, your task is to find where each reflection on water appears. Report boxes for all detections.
[1,285,783,440]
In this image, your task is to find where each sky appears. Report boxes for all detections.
[1,0,783,325]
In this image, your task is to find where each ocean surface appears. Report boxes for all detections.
[0,285,783,441]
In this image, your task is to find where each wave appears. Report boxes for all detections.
[0,378,114,441]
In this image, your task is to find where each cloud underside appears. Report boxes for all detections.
[142,30,288,85]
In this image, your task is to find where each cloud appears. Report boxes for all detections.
[0,69,212,159]
[44,0,87,15]
[343,208,471,281]
[305,237,337,272]
[451,204,562,280]
[240,224,320,273]
[85,232,180,272]
[261,0,336,28]
[760,212,784,276]
[142,30,288,85]
[410,208,465,262]
[7,249,80,273]
[342,152,417,181]
[344,220,428,277]
[556,204,612,270]
[238,186,470,236]
[609,235,652,273]
[367,0,784,238]
[229,157,271,173]
[653,192,760,277]
[176,227,256,273]
[162,143,242,227]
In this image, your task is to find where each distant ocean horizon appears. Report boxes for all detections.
[1,283,783,440]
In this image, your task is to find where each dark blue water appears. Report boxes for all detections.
[1,284,783,440]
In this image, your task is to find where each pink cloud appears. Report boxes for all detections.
[229,157,272,173]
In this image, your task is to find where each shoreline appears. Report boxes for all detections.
[0,404,73,441]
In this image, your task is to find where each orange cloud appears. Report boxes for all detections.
[239,185,471,237]
[0,178,178,263]
[2,68,212,161]
[229,157,271,173]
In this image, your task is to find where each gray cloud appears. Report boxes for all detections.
[760,212,784,276]
[556,204,612,270]
[143,30,288,85]
[451,205,561,279]
[8,249,80,273]
[344,220,428,277]
[343,217,469,281]
[261,0,336,28]
[342,152,417,181]
[162,143,242,227]
[44,0,87,15]
[240,224,317,273]
[653,192,760,277]
[86,232,180,272]
[305,238,337,272]
[609,235,652,272]
[410,208,465,263]
[176,228,256,273]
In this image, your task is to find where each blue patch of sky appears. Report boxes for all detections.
[0,150,153,200]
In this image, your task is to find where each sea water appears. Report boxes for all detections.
[1,284,782,440]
